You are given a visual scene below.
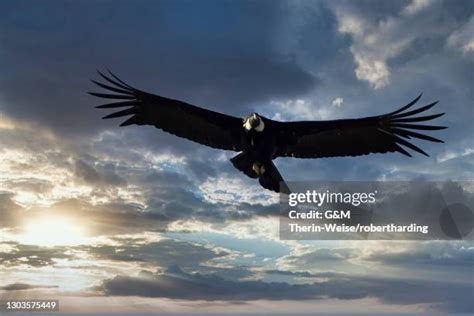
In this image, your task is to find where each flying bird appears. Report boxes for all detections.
[89,71,446,193]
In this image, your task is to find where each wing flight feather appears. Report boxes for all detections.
[275,95,446,158]
[90,71,243,151]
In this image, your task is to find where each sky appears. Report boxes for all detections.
[0,0,473,314]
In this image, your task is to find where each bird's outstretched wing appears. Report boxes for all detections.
[275,94,446,158]
[90,71,243,151]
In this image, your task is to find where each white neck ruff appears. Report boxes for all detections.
[244,118,265,132]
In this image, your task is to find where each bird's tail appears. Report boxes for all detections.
[230,153,259,178]
[230,153,290,194]
[259,162,291,194]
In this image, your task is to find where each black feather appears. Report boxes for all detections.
[120,116,140,126]
[97,70,133,91]
[95,101,136,109]
[387,94,422,116]
[391,101,439,119]
[102,108,136,119]
[393,144,412,157]
[391,134,429,156]
[88,92,135,100]
[391,128,444,143]
[90,69,446,194]
[391,123,447,130]
[391,113,445,123]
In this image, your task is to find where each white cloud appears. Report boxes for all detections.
[268,99,336,121]
[437,148,474,163]
[334,11,402,89]
[331,97,344,108]
[353,55,391,89]
[0,114,191,208]
[403,0,435,16]
[337,13,365,37]
[199,176,277,206]
[447,15,474,54]
[332,0,450,89]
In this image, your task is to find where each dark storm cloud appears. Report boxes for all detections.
[0,0,317,138]
[197,266,256,281]
[0,283,58,291]
[264,269,346,278]
[74,159,127,187]
[81,238,229,269]
[0,242,72,267]
[101,265,317,301]
[100,265,474,312]
[0,235,229,272]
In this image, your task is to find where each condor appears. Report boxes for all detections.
[90,71,446,193]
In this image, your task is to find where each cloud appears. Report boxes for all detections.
[364,241,474,268]
[403,0,435,16]
[265,97,343,122]
[264,269,346,279]
[331,0,469,89]
[100,265,314,300]
[0,283,58,291]
[99,264,474,312]
[0,193,23,228]
[81,238,229,269]
[0,1,316,138]
[447,15,474,54]
[276,246,363,272]
[0,193,170,237]
[0,2,473,313]
[199,176,278,207]
[0,242,72,267]
[284,247,360,263]
[437,148,474,163]
[0,116,280,238]
[331,97,344,108]
[333,9,406,89]
[74,159,127,187]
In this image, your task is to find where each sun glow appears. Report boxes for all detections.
[20,217,88,247]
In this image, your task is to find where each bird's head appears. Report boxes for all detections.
[243,112,265,132]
